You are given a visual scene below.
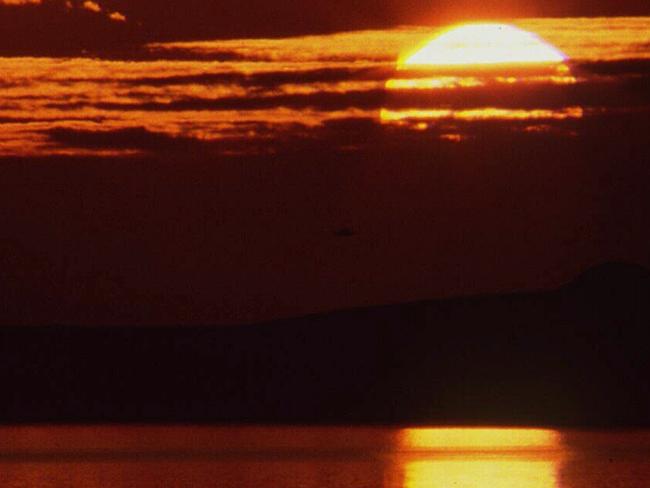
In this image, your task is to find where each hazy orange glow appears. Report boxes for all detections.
[401,24,566,68]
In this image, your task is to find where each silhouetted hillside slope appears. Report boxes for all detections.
[2,262,649,425]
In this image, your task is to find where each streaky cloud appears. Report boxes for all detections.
[40,72,650,115]
[112,67,390,89]
[57,89,388,112]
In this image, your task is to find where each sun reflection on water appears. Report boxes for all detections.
[400,427,561,450]
[403,458,559,488]
[395,428,564,488]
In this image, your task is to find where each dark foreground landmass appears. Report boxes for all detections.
[1,262,649,426]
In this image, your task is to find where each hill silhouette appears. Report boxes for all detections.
[564,261,650,307]
[2,262,649,426]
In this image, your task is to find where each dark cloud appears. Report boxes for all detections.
[46,126,201,152]
[111,67,391,89]
[387,76,650,110]
[41,68,650,116]
[575,59,650,76]
[39,107,650,162]
[44,125,315,155]
[45,89,387,112]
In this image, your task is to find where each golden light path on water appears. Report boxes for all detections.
[401,427,560,449]
[0,426,566,488]
[0,17,649,156]
[5,427,650,488]
[403,459,558,488]
[396,428,564,488]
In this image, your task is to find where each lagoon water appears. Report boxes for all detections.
[1,427,650,488]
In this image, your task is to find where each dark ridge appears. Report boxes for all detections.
[566,261,650,292]
[1,262,650,426]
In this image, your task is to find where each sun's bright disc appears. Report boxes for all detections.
[402,23,566,68]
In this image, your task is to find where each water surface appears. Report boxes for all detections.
[1,427,650,488]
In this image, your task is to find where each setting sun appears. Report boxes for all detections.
[383,22,579,127]
[401,23,567,68]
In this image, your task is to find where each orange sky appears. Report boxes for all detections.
[1,0,650,55]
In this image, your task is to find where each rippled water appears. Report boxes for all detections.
[1,17,649,157]
[1,427,650,488]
